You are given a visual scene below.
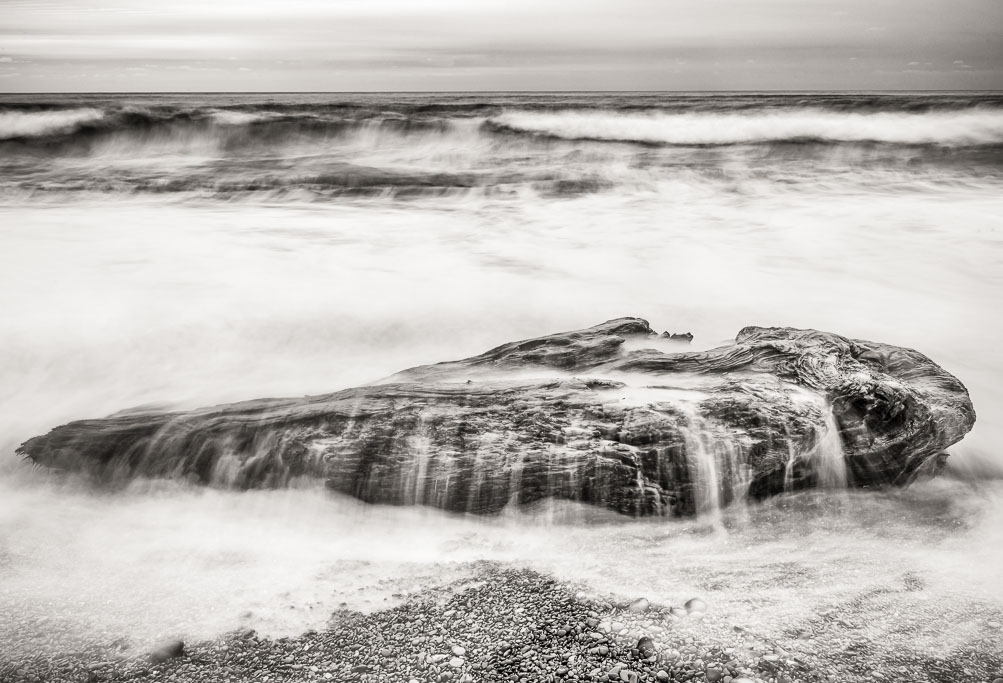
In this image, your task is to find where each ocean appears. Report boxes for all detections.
[0,92,1001,674]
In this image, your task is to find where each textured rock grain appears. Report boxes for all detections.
[17,318,975,516]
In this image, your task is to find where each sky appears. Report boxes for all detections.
[0,0,1001,92]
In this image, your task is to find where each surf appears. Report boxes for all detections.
[488,108,1003,147]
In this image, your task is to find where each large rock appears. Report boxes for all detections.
[16,318,975,516]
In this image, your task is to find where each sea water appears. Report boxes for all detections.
[0,92,1001,660]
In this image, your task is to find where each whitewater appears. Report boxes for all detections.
[0,92,1001,680]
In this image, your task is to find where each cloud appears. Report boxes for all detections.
[0,0,1000,91]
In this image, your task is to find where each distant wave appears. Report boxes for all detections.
[0,107,462,149]
[1,97,1001,199]
[4,104,1003,150]
[488,109,1003,147]
[0,108,106,140]
[208,109,277,126]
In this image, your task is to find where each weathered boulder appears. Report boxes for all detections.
[16,318,975,516]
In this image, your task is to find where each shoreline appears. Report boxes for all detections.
[3,562,1000,683]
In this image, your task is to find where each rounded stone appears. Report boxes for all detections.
[628,598,650,613]
[149,639,185,664]
[685,598,707,613]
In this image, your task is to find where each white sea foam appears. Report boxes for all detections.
[1,94,1001,665]
[491,109,1003,146]
[0,108,105,139]
[0,473,999,659]
[209,109,274,125]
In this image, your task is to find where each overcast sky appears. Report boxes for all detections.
[1,0,1001,92]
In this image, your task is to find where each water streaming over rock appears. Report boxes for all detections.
[812,406,850,490]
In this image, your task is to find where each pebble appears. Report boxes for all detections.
[451,645,466,656]
[636,636,656,659]
[628,598,649,613]
[149,639,185,664]
[449,656,465,668]
[685,598,707,613]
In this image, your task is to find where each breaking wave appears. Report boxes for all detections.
[488,109,1003,147]
[1,94,1002,199]
[0,108,106,139]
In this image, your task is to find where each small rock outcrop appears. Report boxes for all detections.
[16,318,975,516]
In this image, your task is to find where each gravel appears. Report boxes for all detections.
[1,562,1000,683]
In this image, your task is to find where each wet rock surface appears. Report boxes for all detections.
[17,318,976,516]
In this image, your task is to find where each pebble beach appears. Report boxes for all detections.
[3,562,1001,683]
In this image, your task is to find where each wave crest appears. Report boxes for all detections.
[488,109,1003,147]
[0,108,106,140]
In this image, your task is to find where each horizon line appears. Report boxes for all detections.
[2,88,1002,96]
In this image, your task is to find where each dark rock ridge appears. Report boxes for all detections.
[17,318,975,516]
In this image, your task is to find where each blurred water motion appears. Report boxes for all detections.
[0,91,1001,661]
